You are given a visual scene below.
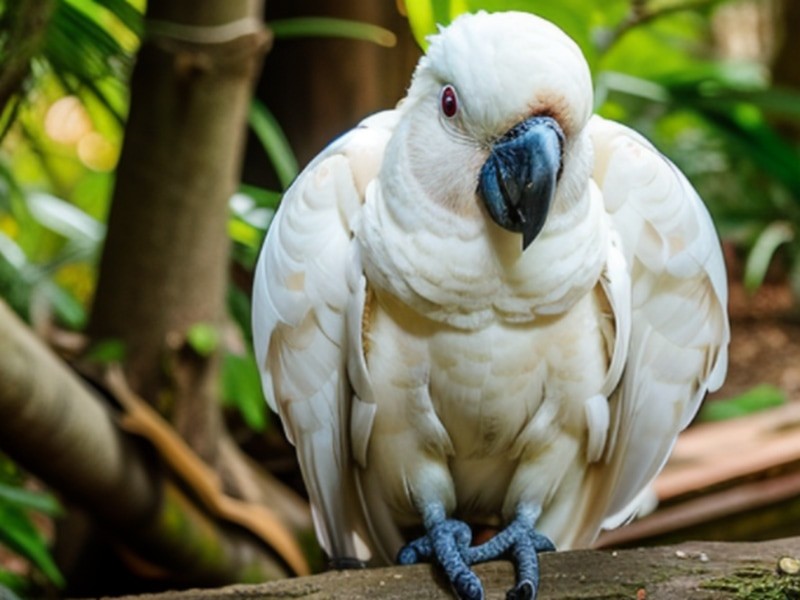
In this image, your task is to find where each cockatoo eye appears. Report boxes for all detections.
[440,85,458,118]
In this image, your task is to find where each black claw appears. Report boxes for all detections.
[453,570,485,600]
[328,557,366,570]
[506,580,535,600]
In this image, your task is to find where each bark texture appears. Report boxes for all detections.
[0,300,289,585]
[88,0,269,463]
[772,0,800,90]
[244,0,420,187]
[104,537,800,600]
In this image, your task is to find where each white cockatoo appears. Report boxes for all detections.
[252,11,729,600]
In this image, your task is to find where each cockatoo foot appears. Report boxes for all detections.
[506,580,535,600]
[397,504,483,600]
[465,505,554,600]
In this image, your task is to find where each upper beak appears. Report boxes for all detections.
[477,116,564,250]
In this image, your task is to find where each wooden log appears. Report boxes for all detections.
[104,537,800,600]
[598,403,800,547]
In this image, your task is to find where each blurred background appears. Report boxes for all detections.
[1,0,799,597]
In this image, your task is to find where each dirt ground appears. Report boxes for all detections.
[712,274,800,404]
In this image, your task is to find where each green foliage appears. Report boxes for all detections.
[221,352,268,432]
[0,0,137,333]
[0,578,26,600]
[0,455,64,594]
[744,221,794,292]
[404,0,800,295]
[85,337,127,363]
[697,384,787,422]
[405,0,627,64]
[270,17,397,47]
[187,323,221,357]
[0,2,136,591]
[249,100,299,192]
[43,0,140,123]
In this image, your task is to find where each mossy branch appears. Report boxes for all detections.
[0,299,290,585]
[110,537,800,600]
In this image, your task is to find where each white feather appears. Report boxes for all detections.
[252,111,396,561]
[585,116,729,534]
[252,12,729,566]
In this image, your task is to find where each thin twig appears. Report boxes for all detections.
[600,0,722,53]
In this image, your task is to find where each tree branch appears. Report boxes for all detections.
[109,537,800,600]
[0,300,290,585]
[598,0,722,53]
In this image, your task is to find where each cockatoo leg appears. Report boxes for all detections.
[397,502,484,600]
[466,504,555,600]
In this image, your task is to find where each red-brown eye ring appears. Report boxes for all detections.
[440,85,458,118]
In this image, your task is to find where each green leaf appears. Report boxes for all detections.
[92,0,144,37]
[221,353,267,432]
[85,338,127,363]
[227,285,252,339]
[46,1,128,78]
[230,192,275,231]
[0,231,30,274]
[186,323,219,357]
[239,184,282,210]
[0,503,64,587]
[25,192,105,246]
[46,283,87,330]
[403,0,616,65]
[720,87,800,122]
[228,218,261,248]
[0,577,26,600]
[0,455,23,486]
[597,71,671,105]
[248,100,299,191]
[0,483,63,516]
[700,109,800,198]
[698,384,787,422]
[404,0,438,49]
[743,221,794,293]
[43,0,135,125]
[270,17,397,47]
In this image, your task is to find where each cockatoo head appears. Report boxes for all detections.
[396,11,594,250]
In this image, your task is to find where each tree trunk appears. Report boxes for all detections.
[772,0,800,91]
[770,0,800,139]
[99,537,800,600]
[49,0,314,588]
[243,0,420,188]
[88,0,268,464]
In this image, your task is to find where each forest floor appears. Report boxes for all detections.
[711,255,800,404]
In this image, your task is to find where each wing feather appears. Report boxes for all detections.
[582,116,729,536]
[252,111,396,560]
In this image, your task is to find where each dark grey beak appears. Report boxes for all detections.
[477,116,564,250]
